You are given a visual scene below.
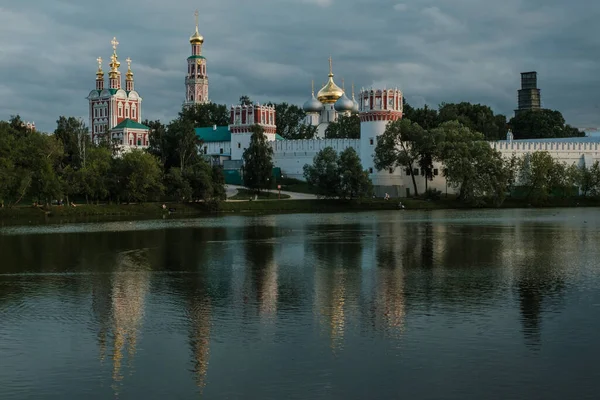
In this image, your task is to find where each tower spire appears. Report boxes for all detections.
[109,37,121,89]
[311,80,315,96]
[328,56,333,77]
[96,57,104,90]
[125,57,134,92]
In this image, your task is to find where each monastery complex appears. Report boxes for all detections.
[86,14,600,197]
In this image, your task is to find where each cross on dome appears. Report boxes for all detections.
[126,57,132,68]
[328,56,333,77]
[111,37,119,51]
[97,57,102,68]
[195,10,199,29]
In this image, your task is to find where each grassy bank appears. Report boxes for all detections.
[1,196,600,224]
[229,189,291,200]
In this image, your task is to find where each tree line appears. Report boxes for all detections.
[0,109,226,207]
[373,118,597,206]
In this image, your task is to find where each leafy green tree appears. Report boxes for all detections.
[78,145,112,203]
[211,166,226,200]
[117,150,164,203]
[145,120,169,166]
[54,116,89,169]
[178,103,230,128]
[438,102,508,141]
[518,151,556,202]
[373,119,425,196]
[338,148,372,199]
[239,95,253,106]
[242,124,274,193]
[166,118,201,171]
[325,115,360,139]
[574,162,600,197]
[303,147,340,198]
[183,161,214,201]
[509,109,584,139]
[434,121,507,204]
[164,168,192,202]
[404,104,439,130]
[267,102,315,139]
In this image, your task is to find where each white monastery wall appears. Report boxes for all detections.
[203,141,231,156]
[492,141,600,167]
[272,139,359,179]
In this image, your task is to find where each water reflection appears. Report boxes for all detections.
[0,210,598,400]
[309,223,363,351]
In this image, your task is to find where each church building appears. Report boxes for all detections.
[86,37,149,150]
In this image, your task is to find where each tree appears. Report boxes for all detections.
[268,102,315,139]
[145,119,169,166]
[183,160,214,201]
[434,121,507,204]
[166,118,201,171]
[242,125,274,193]
[78,145,112,203]
[303,147,340,198]
[509,109,584,139]
[405,104,439,130]
[211,166,226,200]
[117,150,164,203]
[54,116,89,169]
[438,102,508,141]
[373,119,425,197]
[325,114,360,139]
[178,103,230,128]
[239,95,253,106]
[518,151,556,202]
[338,148,372,199]
[164,168,192,202]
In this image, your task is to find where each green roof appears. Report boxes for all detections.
[187,55,206,60]
[195,126,231,142]
[112,119,150,130]
[275,134,285,140]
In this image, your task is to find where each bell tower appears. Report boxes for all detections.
[184,10,209,106]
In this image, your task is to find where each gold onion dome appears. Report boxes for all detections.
[190,27,204,44]
[317,57,343,104]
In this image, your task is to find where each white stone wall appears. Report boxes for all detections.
[272,138,360,180]
[231,133,252,161]
[492,141,600,167]
[203,141,231,156]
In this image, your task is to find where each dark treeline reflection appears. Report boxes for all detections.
[0,210,577,395]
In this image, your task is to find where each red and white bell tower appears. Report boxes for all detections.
[184,11,209,106]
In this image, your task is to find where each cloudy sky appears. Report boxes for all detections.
[1,0,599,132]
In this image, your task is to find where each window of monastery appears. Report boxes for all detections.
[125,107,129,118]
[204,146,208,153]
[369,138,374,145]
[132,107,136,119]
[434,169,439,176]
[389,168,393,174]
[220,148,223,154]
[369,168,373,173]
[413,168,418,175]
[118,104,123,117]
[405,169,411,176]
[238,143,241,148]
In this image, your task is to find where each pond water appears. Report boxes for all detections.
[1,209,599,399]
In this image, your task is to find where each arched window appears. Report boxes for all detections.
[118,103,123,117]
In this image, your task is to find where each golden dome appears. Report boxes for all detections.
[317,57,343,104]
[190,27,204,44]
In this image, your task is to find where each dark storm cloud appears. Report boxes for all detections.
[1,0,598,131]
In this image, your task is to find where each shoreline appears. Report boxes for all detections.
[1,197,599,226]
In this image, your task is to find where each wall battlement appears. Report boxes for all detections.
[492,141,600,153]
